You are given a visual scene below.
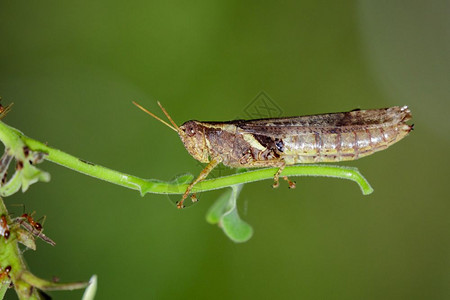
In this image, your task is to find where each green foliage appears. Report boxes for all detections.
[0,123,95,299]
[207,185,253,243]
[0,116,373,298]
[0,124,50,197]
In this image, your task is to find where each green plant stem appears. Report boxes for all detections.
[0,198,42,299]
[0,121,373,196]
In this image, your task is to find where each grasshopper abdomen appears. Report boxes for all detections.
[282,121,412,163]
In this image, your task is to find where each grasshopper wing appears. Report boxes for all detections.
[236,106,411,138]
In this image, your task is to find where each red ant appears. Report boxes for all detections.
[21,213,43,232]
[14,209,55,246]
[19,212,45,234]
[0,265,11,282]
[11,204,45,232]
[0,215,10,240]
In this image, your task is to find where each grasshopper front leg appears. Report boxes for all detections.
[177,157,222,209]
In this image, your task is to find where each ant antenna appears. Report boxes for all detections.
[0,102,13,119]
[132,101,181,133]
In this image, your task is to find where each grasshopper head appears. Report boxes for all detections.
[179,120,209,163]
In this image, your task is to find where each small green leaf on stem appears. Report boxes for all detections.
[82,275,98,300]
[207,185,253,243]
[206,188,232,224]
[0,141,50,197]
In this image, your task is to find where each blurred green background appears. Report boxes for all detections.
[1,0,449,299]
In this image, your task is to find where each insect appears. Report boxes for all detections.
[15,210,55,246]
[133,102,413,208]
[0,99,13,119]
[0,215,10,240]
[0,265,11,282]
[20,212,44,232]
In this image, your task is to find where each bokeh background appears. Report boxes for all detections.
[1,1,449,299]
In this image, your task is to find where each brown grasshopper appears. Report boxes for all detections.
[133,102,413,208]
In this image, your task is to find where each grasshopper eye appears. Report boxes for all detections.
[183,122,196,137]
[187,127,195,136]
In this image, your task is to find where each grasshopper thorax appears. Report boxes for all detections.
[179,120,210,163]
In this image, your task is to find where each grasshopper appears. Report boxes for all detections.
[133,102,413,208]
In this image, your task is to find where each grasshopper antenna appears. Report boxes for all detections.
[132,101,180,133]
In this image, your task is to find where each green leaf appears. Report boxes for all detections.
[0,169,22,197]
[0,281,7,300]
[21,163,51,192]
[15,228,37,250]
[206,188,232,224]
[221,208,253,243]
[207,184,253,243]
[82,275,98,300]
[0,137,50,197]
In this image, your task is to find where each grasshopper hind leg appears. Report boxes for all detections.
[272,161,285,188]
[282,176,296,189]
[272,160,296,189]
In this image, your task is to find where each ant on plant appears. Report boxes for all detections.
[20,212,45,233]
[0,214,10,240]
[11,205,46,235]
[0,265,11,282]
